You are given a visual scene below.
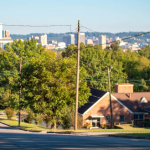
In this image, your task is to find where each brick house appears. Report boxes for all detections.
[78,83,150,128]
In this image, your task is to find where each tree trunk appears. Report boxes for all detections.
[53,122,57,129]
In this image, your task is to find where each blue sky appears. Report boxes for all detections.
[1,0,150,34]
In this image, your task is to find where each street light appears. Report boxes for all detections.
[108,66,114,128]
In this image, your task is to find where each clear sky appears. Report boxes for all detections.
[1,0,150,34]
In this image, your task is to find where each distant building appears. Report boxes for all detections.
[45,44,56,50]
[75,33,85,44]
[0,23,13,49]
[63,34,74,46]
[55,42,66,49]
[86,39,93,45]
[40,34,47,45]
[49,40,57,44]
[28,36,39,42]
[0,23,2,39]
[129,43,140,52]
[115,37,122,43]
[2,30,11,39]
[98,35,106,49]
[57,42,66,47]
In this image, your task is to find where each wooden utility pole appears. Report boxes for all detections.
[108,67,114,128]
[18,57,22,127]
[75,20,80,131]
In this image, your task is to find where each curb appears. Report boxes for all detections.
[109,134,150,140]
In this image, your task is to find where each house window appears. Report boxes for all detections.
[134,115,138,120]
[86,119,89,122]
[134,114,144,120]
[139,114,143,120]
[120,115,124,122]
[106,116,110,123]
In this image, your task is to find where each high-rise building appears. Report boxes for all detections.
[0,23,13,49]
[63,34,74,46]
[0,23,2,39]
[75,33,85,44]
[3,30,10,38]
[98,35,106,49]
[40,34,47,45]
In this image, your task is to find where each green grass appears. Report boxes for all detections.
[0,120,150,133]
[0,119,51,131]
[0,115,7,117]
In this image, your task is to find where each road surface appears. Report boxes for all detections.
[0,123,150,150]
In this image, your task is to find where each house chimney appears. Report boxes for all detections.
[115,83,134,94]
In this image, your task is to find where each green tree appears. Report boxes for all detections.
[21,53,90,129]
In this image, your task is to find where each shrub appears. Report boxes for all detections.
[43,114,51,128]
[84,123,91,129]
[5,108,14,120]
[24,110,34,124]
[35,114,43,125]
[101,124,105,129]
[61,115,71,129]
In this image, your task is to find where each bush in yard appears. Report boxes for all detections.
[24,110,34,124]
[84,122,92,129]
[5,108,14,120]
[61,115,71,129]
[35,114,43,125]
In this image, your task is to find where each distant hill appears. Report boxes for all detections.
[10,32,150,45]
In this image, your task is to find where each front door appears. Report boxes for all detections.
[92,118,101,128]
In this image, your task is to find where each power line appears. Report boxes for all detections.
[80,25,150,46]
[2,24,71,28]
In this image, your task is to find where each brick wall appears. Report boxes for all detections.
[82,93,133,126]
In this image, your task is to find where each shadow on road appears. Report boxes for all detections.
[0,132,150,150]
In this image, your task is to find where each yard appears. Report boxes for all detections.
[0,118,150,133]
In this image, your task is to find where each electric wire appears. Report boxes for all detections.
[81,25,150,46]
[3,24,71,27]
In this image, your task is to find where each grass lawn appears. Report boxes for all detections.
[0,119,51,131]
[0,115,7,117]
[0,119,150,133]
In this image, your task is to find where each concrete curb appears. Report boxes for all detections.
[109,134,150,140]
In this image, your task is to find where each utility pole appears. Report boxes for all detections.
[108,66,114,128]
[18,57,22,127]
[75,20,80,131]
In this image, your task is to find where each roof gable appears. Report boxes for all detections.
[78,88,108,115]
[112,92,150,112]
[140,97,148,103]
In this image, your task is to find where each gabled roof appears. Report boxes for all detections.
[112,92,150,112]
[78,88,107,115]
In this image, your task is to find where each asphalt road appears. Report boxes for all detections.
[0,123,150,150]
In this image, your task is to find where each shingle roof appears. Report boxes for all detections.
[112,92,150,112]
[78,88,107,115]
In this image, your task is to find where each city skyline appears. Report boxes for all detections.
[1,0,150,34]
